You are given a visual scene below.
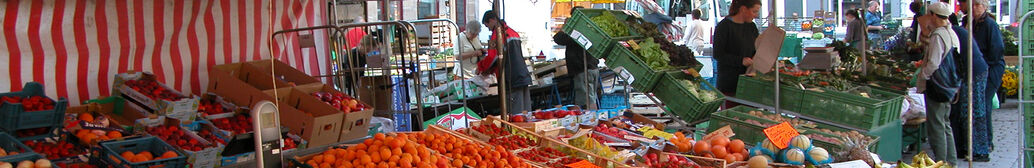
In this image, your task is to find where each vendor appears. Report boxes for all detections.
[713,0,761,108]
[480,10,533,115]
[454,21,486,79]
[844,9,866,50]
[554,7,601,109]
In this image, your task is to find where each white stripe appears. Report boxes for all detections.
[228,0,240,63]
[177,1,195,93]
[313,1,327,82]
[38,0,58,99]
[63,0,81,104]
[15,0,33,87]
[0,1,9,92]
[104,0,120,96]
[124,0,137,71]
[159,0,176,86]
[196,0,211,93]
[140,0,155,73]
[212,0,225,65]
[242,0,254,62]
[258,1,271,59]
[84,0,102,102]
[296,1,311,77]
[285,0,298,67]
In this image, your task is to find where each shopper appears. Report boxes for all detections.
[960,0,1005,152]
[683,9,712,48]
[554,7,600,110]
[454,21,486,79]
[941,0,961,26]
[946,24,988,162]
[844,9,866,50]
[918,2,960,165]
[713,0,761,109]
[481,10,533,115]
[344,17,368,49]
[864,0,884,41]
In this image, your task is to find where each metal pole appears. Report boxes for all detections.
[770,0,781,115]
[861,4,868,75]
[1016,9,1034,168]
[495,0,509,120]
[966,0,974,166]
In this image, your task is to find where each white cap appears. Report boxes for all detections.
[927,2,952,18]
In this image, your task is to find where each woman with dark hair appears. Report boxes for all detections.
[713,0,761,108]
[844,9,866,50]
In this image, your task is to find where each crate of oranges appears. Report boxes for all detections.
[289,133,458,168]
[99,136,186,168]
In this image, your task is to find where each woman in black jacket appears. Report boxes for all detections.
[713,0,761,107]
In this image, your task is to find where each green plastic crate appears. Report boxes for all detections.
[100,136,188,168]
[1025,103,1034,148]
[1027,150,1034,168]
[653,71,725,122]
[780,36,803,61]
[1023,58,1034,101]
[0,132,36,162]
[797,87,905,130]
[0,82,69,133]
[564,9,642,59]
[605,46,664,92]
[707,107,779,145]
[734,76,806,112]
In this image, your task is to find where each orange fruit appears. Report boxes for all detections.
[723,155,737,163]
[711,146,728,159]
[370,152,382,163]
[312,155,325,164]
[732,153,745,161]
[342,150,355,160]
[161,151,178,158]
[388,155,400,163]
[121,151,136,160]
[451,159,463,167]
[693,141,711,155]
[711,137,730,148]
[306,160,318,167]
[374,133,386,141]
[323,154,336,164]
[107,131,123,139]
[138,151,154,160]
[79,113,95,122]
[359,155,372,164]
[729,139,745,154]
[319,163,331,168]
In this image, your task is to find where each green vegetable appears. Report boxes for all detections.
[590,11,630,37]
[679,79,719,102]
[636,38,674,71]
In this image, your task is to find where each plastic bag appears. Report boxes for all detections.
[900,87,927,122]
[369,117,396,135]
[992,93,1000,109]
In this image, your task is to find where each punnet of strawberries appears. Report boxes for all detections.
[1,96,55,111]
[23,140,85,160]
[211,115,254,134]
[146,125,215,151]
[123,79,185,101]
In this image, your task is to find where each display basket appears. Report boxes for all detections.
[605,45,664,92]
[564,8,643,59]
[652,71,725,123]
[798,86,905,130]
[99,136,188,168]
[0,82,68,133]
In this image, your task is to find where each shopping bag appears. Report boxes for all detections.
[992,93,1000,109]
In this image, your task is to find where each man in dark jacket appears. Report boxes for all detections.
[554,7,600,109]
[482,10,533,115]
[960,0,1005,151]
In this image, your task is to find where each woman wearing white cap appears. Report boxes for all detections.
[918,2,960,165]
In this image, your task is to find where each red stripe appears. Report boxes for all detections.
[150,0,167,83]
[72,0,90,102]
[94,0,112,97]
[290,0,304,70]
[27,0,45,86]
[51,0,69,99]
[304,0,319,77]
[4,0,22,91]
[204,1,216,69]
[168,0,185,91]
[278,0,292,63]
[221,0,232,64]
[318,0,328,84]
[252,0,262,60]
[115,0,130,74]
[237,0,248,62]
[186,0,203,95]
[132,0,146,71]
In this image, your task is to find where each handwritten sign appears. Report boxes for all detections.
[565,160,602,168]
[762,122,799,149]
[702,125,735,142]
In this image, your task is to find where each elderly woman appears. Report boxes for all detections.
[454,21,486,79]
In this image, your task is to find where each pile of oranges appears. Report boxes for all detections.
[118,151,179,163]
[74,128,123,145]
[691,136,748,163]
[303,133,452,168]
[404,132,531,168]
[671,132,693,153]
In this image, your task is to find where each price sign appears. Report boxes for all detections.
[701,125,735,141]
[615,67,635,84]
[570,30,593,49]
[565,160,602,168]
[762,122,799,149]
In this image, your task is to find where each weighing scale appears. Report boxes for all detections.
[252,101,284,167]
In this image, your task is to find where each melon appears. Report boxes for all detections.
[760,139,779,153]
[781,148,806,165]
[790,135,812,150]
[35,159,52,168]
[747,156,769,168]
[807,147,832,164]
[15,161,31,168]
[0,162,11,168]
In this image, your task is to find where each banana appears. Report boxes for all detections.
[898,161,914,168]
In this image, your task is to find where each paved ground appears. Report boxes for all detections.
[904,99,1024,168]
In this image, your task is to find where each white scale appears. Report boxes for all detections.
[252,101,284,168]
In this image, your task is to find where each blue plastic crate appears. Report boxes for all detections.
[598,93,628,109]
[0,82,68,132]
[0,132,36,162]
[99,136,188,168]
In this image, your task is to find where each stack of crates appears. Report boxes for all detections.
[1023,2,1034,166]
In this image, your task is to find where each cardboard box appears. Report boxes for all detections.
[288,83,374,142]
[207,65,278,109]
[356,76,395,111]
[262,88,344,147]
[560,115,578,131]
[578,110,597,125]
[246,59,322,86]
[211,62,291,91]
[112,72,200,122]
[513,118,559,133]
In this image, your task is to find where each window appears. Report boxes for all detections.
[419,0,438,18]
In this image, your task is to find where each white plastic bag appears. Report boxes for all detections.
[900,88,927,122]
[370,117,396,134]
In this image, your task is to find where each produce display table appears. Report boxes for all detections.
[221,136,370,168]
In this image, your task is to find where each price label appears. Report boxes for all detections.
[702,125,735,141]
[570,30,593,49]
[565,160,602,168]
[615,67,635,84]
[762,122,800,149]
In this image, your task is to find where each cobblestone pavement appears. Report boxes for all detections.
[906,99,1023,168]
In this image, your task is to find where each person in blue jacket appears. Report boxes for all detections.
[947,25,989,162]
[960,0,1005,155]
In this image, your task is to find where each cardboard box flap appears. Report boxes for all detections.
[247,59,321,85]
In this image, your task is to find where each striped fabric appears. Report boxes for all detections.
[0,0,330,105]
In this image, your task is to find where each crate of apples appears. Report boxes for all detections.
[113,72,199,117]
[209,113,254,136]
[196,94,236,117]
[22,139,87,160]
[145,125,217,152]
